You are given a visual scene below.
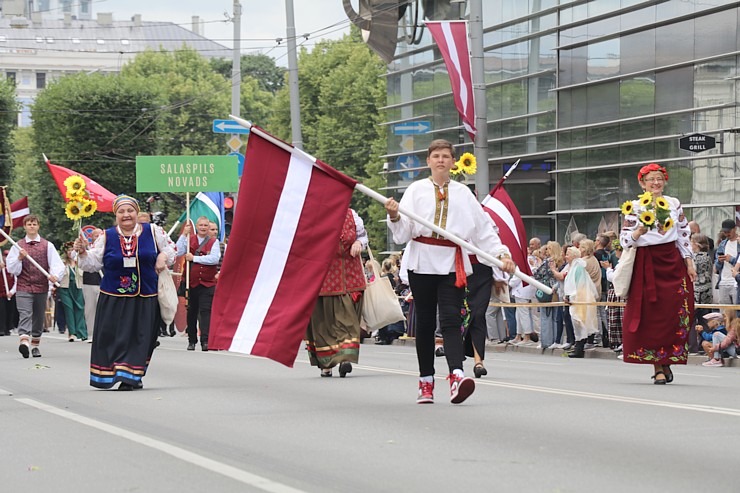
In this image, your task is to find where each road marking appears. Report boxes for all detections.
[15,398,307,493]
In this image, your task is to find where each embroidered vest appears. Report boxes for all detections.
[100,223,158,297]
[319,210,366,296]
[16,238,50,294]
[188,235,218,288]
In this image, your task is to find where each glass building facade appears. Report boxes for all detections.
[382,0,740,245]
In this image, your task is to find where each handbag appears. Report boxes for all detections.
[158,269,178,325]
[535,288,553,303]
[360,247,406,331]
[612,246,636,298]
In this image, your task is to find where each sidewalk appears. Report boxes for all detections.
[372,336,735,367]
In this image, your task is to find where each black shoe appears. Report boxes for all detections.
[169,327,176,337]
[19,344,29,359]
[31,347,41,358]
[568,340,585,358]
[133,381,144,390]
[435,346,445,357]
[663,366,673,383]
[187,343,196,351]
[201,343,208,351]
[652,370,667,385]
[118,383,134,391]
[473,364,488,378]
[320,369,332,377]
[339,361,352,378]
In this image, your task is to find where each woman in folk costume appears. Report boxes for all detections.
[58,242,88,342]
[75,195,175,391]
[619,163,695,384]
[305,208,367,378]
[562,246,599,358]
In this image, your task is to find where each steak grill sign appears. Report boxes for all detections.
[679,133,716,153]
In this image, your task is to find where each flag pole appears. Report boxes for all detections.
[1,266,10,300]
[167,220,181,238]
[228,115,551,295]
[0,228,60,287]
[491,159,520,194]
[184,192,190,305]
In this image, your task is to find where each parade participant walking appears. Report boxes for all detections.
[620,163,695,384]
[6,215,64,358]
[176,216,220,351]
[75,195,175,390]
[0,250,17,336]
[385,139,515,404]
[305,208,367,377]
[58,242,88,342]
[81,228,103,342]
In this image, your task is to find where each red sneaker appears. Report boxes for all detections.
[448,374,475,404]
[417,380,434,404]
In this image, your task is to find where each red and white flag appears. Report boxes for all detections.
[426,20,476,139]
[482,184,532,277]
[44,157,117,212]
[10,196,29,229]
[208,127,357,367]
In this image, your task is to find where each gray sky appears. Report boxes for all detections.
[97,0,351,63]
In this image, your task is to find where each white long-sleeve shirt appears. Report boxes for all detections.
[387,178,510,276]
[6,235,65,282]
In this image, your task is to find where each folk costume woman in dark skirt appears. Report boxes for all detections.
[305,209,367,378]
[75,195,175,390]
[619,164,696,384]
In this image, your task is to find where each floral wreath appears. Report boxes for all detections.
[637,163,668,182]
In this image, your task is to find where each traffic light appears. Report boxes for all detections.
[224,193,235,237]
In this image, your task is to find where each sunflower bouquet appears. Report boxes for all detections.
[63,175,98,233]
[450,152,477,177]
[620,191,673,232]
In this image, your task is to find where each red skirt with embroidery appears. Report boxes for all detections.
[622,242,694,365]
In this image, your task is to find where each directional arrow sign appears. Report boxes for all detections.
[212,119,251,135]
[393,121,431,135]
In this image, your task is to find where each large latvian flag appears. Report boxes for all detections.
[44,156,117,212]
[0,186,11,246]
[425,20,476,139]
[208,126,357,367]
[481,180,532,278]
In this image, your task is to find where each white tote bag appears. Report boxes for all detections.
[158,269,178,326]
[612,247,636,298]
[360,247,405,331]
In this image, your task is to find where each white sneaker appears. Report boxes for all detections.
[547,343,559,349]
[584,343,595,350]
[560,343,573,350]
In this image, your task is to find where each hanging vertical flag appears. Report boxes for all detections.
[208,126,358,367]
[175,192,225,241]
[0,187,11,246]
[426,20,476,139]
[44,155,117,212]
[10,196,29,229]
[481,171,531,277]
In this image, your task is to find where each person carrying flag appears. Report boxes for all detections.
[384,139,516,404]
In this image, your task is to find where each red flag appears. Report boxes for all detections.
[208,127,358,367]
[426,21,476,139]
[10,196,29,229]
[0,187,10,244]
[481,185,532,277]
[44,157,116,212]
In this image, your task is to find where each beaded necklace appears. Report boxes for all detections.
[117,224,139,258]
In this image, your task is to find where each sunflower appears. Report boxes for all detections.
[65,200,84,220]
[63,175,86,195]
[450,163,462,175]
[80,198,98,218]
[621,201,633,215]
[655,197,669,210]
[456,152,477,175]
[663,217,674,230]
[639,210,655,226]
[66,188,85,201]
[639,193,652,208]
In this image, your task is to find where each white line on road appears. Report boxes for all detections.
[15,398,308,493]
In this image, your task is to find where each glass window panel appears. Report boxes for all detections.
[587,81,619,123]
[655,115,691,136]
[695,59,734,107]
[588,168,620,207]
[587,146,614,167]
[655,67,693,113]
[620,30,655,74]
[501,80,527,118]
[656,1,695,22]
[619,141,655,163]
[538,33,557,71]
[620,76,655,118]
[695,11,737,59]
[588,125,618,145]
[655,19,694,66]
[588,39,620,81]
[570,87,588,126]
[621,119,655,141]
[508,183,551,215]
[558,90,572,127]
[620,5,655,31]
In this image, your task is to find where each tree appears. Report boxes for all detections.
[268,29,388,249]
[210,53,286,94]
[0,78,18,186]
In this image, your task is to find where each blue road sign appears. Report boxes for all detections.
[396,154,421,180]
[393,121,431,135]
[213,119,251,135]
[229,151,245,177]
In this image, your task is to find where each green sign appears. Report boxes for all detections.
[135,155,239,192]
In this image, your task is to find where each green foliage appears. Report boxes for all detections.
[268,29,388,250]
[210,53,286,94]
[8,127,38,236]
[0,78,18,186]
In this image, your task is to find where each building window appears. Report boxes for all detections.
[6,72,15,85]
[81,0,90,14]
[36,73,46,89]
[121,39,130,45]
[96,39,105,45]
[72,38,81,44]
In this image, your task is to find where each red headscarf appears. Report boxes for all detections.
[638,163,668,182]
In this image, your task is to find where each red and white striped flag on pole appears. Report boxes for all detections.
[208,126,357,367]
[10,196,29,229]
[426,20,476,139]
[481,176,532,278]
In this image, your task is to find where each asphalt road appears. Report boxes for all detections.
[1,332,738,493]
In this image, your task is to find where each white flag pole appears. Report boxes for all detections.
[184,192,190,304]
[0,228,60,287]
[2,265,10,300]
[228,115,551,295]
